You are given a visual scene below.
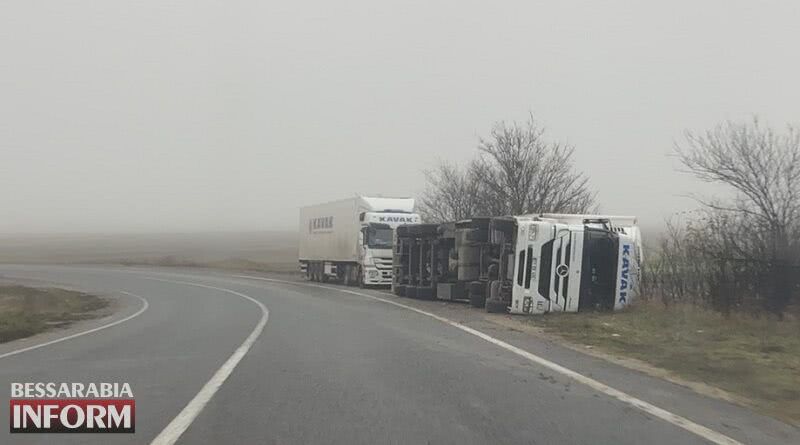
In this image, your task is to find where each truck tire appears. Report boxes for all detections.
[468,281,486,308]
[343,265,352,286]
[394,284,406,296]
[485,299,507,313]
[405,286,418,299]
[491,218,515,233]
[485,280,506,313]
[358,266,367,288]
[489,280,502,300]
[465,229,488,243]
[407,224,439,236]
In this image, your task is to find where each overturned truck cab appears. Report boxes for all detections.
[487,215,642,314]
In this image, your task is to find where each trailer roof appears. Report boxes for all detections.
[300,195,416,213]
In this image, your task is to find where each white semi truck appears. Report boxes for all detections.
[299,196,421,286]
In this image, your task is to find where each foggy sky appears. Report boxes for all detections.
[2,1,798,234]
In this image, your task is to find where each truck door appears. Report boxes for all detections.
[511,246,528,312]
[564,231,583,312]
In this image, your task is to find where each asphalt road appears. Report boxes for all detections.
[0,265,797,445]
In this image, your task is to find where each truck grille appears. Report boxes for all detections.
[373,258,393,270]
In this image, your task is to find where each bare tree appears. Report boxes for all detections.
[675,117,800,314]
[418,162,482,223]
[677,118,800,242]
[421,116,596,222]
[473,117,596,215]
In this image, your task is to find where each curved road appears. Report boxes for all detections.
[0,265,797,445]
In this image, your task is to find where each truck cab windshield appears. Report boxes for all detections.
[366,224,393,249]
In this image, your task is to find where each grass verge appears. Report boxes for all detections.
[0,285,109,343]
[532,300,800,425]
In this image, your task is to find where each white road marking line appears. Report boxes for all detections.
[148,278,269,445]
[0,291,149,360]
[233,275,744,445]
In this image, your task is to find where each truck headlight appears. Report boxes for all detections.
[369,270,379,278]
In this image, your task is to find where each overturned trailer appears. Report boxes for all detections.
[392,223,443,299]
[392,218,493,304]
[393,214,642,314]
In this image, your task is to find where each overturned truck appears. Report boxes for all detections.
[393,214,642,314]
[392,218,492,305]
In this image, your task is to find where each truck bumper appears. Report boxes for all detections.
[363,267,392,286]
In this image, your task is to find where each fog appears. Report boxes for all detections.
[1,1,798,234]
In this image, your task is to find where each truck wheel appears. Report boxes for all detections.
[468,281,486,308]
[358,267,365,288]
[485,280,506,313]
[491,217,515,233]
[489,280,501,300]
[465,229,488,243]
[343,265,352,286]
[407,224,439,236]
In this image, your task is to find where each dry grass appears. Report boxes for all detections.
[532,300,800,425]
[0,285,109,343]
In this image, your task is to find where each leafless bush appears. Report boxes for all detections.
[420,116,596,222]
[644,213,775,314]
[647,118,800,315]
[642,216,710,307]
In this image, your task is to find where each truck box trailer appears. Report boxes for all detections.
[299,196,421,286]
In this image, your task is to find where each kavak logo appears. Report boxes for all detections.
[10,382,135,433]
[376,215,418,223]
